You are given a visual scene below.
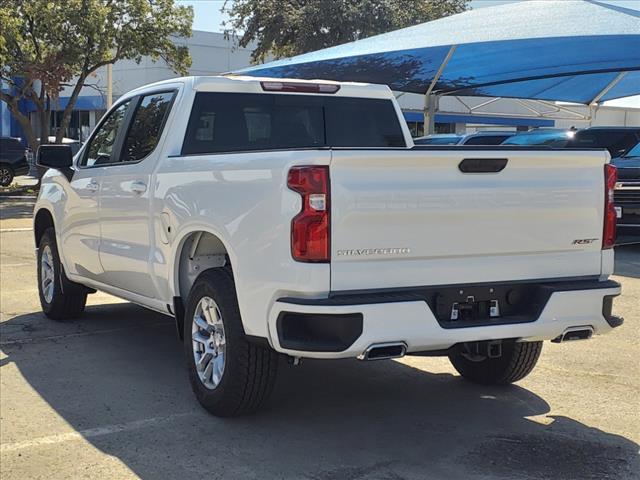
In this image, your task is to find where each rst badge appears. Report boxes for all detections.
[572,238,598,245]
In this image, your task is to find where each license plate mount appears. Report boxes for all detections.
[615,206,622,218]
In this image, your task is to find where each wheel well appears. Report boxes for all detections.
[34,209,54,247]
[176,231,229,303]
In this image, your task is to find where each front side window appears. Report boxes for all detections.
[123,92,175,162]
[81,101,130,167]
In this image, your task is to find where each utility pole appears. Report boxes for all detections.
[106,63,113,109]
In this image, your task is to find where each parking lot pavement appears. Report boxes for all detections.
[1,197,638,480]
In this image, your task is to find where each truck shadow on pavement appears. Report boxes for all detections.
[1,304,638,480]
[614,244,640,279]
[0,198,35,221]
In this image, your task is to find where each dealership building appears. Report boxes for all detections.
[2,30,639,143]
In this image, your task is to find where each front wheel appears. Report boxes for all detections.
[448,340,542,385]
[37,228,87,320]
[184,269,279,417]
[0,164,14,186]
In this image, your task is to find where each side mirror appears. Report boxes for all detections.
[37,144,73,169]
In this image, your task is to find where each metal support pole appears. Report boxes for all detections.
[423,94,439,135]
[423,45,457,134]
[589,72,627,106]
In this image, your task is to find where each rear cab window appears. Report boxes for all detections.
[570,130,640,157]
[182,92,405,155]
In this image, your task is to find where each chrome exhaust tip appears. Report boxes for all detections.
[358,342,407,361]
[552,326,594,343]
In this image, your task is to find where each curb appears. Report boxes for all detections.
[0,188,38,198]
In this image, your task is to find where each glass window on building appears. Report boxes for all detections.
[79,111,91,142]
[406,121,424,138]
[48,110,92,142]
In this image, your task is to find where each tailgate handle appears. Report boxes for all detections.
[459,158,508,173]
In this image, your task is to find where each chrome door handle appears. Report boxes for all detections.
[131,180,147,194]
[86,180,99,192]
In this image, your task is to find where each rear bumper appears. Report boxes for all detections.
[268,279,622,359]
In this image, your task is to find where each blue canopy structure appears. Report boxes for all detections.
[234,0,640,105]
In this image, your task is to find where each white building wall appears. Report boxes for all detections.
[60,31,256,100]
[554,106,640,129]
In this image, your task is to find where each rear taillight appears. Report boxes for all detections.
[287,166,330,262]
[603,163,617,249]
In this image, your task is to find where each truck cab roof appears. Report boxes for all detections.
[125,75,395,101]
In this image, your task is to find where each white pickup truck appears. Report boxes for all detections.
[34,76,623,417]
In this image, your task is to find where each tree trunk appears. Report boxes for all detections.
[3,100,39,152]
[55,73,88,143]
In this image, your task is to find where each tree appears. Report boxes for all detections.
[0,0,193,150]
[223,0,469,64]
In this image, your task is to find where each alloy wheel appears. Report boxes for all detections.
[191,296,227,389]
[0,167,12,186]
[40,245,55,303]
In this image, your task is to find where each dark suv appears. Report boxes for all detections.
[0,137,30,186]
[612,142,640,240]
[502,127,640,158]
[570,127,640,158]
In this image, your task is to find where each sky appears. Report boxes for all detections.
[177,0,640,33]
[176,0,640,108]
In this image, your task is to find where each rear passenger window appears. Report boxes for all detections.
[182,92,405,155]
[123,91,175,162]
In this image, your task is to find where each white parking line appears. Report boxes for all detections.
[0,227,33,232]
[0,412,194,453]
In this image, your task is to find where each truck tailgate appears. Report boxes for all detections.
[330,148,608,291]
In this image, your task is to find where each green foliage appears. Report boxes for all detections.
[223,0,469,63]
[0,0,193,148]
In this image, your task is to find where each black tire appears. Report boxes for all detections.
[0,164,14,186]
[448,340,542,385]
[184,268,279,417]
[37,227,87,320]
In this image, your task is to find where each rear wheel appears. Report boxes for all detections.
[37,228,87,320]
[184,269,279,417]
[0,164,14,186]
[448,340,542,385]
